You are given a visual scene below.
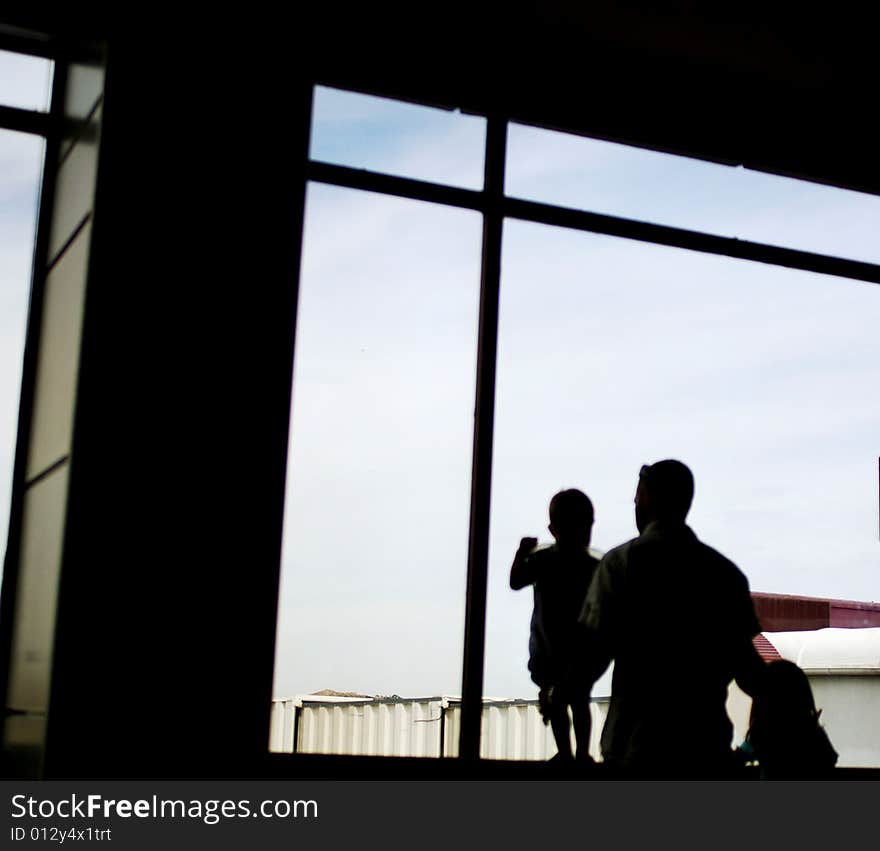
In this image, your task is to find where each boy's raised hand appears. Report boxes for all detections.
[510,537,539,589]
[517,536,538,556]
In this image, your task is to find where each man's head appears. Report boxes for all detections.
[635,460,694,532]
[548,488,594,548]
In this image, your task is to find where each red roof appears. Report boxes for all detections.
[751,592,880,632]
[752,633,783,662]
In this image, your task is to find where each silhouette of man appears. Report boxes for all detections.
[510,489,600,762]
[579,460,764,776]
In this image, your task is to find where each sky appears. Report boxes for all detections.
[0,65,876,704]
[0,50,52,590]
[272,85,880,702]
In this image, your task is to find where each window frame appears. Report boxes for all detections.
[0,37,98,768]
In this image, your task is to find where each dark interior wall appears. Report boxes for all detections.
[41,33,313,777]
[5,3,880,189]
[1,52,107,779]
[0,6,876,777]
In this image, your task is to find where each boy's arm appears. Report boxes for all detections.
[509,537,539,589]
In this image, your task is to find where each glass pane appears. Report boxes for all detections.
[0,50,53,112]
[506,123,880,266]
[272,184,481,755]
[485,219,880,765]
[0,129,44,593]
[310,86,486,189]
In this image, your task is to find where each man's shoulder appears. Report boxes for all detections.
[596,537,639,569]
[640,523,747,575]
[692,538,749,583]
[602,537,640,559]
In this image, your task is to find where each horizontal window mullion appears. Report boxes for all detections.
[306,159,485,212]
[308,158,880,286]
[503,196,880,286]
[0,104,55,137]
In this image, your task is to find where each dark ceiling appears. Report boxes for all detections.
[2,2,878,193]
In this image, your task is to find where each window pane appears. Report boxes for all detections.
[0,50,53,112]
[272,184,481,755]
[0,129,44,593]
[506,123,880,265]
[310,86,486,190]
[485,220,880,764]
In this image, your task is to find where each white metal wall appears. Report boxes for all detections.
[443,702,555,759]
[280,699,444,758]
[808,676,880,768]
[270,697,609,760]
[269,697,298,753]
[273,680,880,767]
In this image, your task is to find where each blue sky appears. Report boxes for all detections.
[272,85,880,700]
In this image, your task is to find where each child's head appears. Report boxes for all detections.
[548,489,594,548]
[750,659,819,738]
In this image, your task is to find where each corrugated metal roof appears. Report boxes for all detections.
[753,633,783,662]
[291,694,444,707]
[752,592,880,632]
[280,693,610,708]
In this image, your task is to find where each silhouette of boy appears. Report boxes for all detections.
[510,489,600,761]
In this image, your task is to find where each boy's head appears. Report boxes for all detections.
[548,488,594,548]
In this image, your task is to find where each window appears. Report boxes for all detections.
[272,91,484,757]
[0,50,53,595]
[273,84,880,765]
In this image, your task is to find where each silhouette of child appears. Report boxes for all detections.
[510,489,601,762]
[738,659,838,779]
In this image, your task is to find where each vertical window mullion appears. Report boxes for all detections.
[459,115,507,761]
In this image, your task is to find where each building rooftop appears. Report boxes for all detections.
[752,592,880,632]
[760,627,880,673]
